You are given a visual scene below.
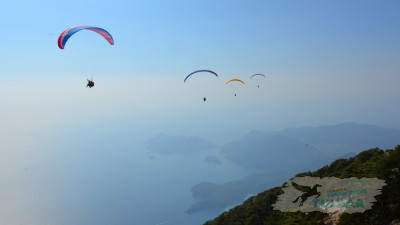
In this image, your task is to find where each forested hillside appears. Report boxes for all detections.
[204,145,400,225]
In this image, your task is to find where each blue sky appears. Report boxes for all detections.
[1,0,399,162]
[2,0,399,79]
[0,0,399,160]
[0,1,400,224]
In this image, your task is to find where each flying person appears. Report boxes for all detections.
[225,79,244,97]
[58,25,113,90]
[86,79,94,88]
[184,70,218,102]
[250,74,265,88]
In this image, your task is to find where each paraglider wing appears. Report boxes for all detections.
[225,79,245,85]
[184,70,218,83]
[250,73,266,79]
[58,25,114,49]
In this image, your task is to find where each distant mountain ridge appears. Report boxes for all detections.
[221,122,400,170]
[221,134,330,171]
[277,122,400,157]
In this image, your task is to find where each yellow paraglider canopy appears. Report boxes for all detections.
[225,79,245,85]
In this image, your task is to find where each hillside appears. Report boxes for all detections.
[203,145,400,225]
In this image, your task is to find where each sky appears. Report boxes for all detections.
[1,0,399,132]
[0,0,400,224]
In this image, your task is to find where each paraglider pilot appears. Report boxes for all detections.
[203,97,206,102]
[86,79,94,88]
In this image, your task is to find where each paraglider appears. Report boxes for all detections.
[184,70,218,102]
[86,79,94,88]
[250,73,265,88]
[58,25,113,89]
[225,79,245,96]
[58,25,114,49]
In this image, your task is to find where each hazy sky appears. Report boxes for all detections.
[0,1,400,224]
[1,0,399,133]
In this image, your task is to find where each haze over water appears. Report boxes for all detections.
[1,0,400,224]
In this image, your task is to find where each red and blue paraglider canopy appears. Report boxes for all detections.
[58,25,114,49]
